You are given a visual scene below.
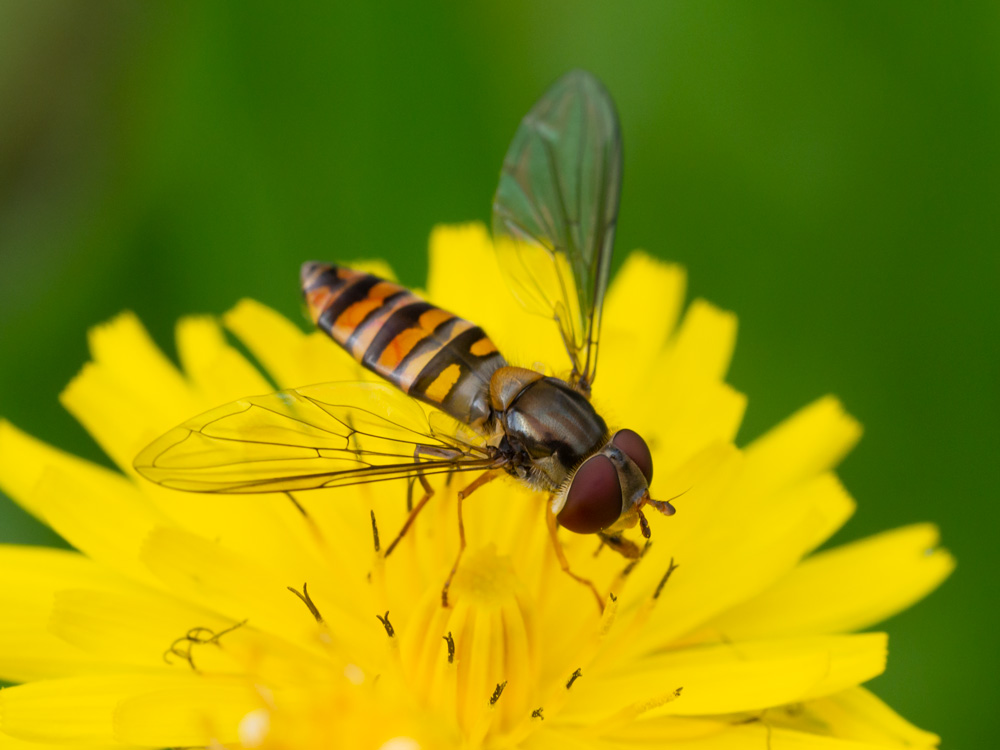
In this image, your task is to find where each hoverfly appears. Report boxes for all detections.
[134,70,677,608]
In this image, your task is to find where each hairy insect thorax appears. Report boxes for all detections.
[489,366,608,491]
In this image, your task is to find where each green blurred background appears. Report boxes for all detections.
[0,2,996,745]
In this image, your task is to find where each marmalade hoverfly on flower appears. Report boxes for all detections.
[134,70,677,608]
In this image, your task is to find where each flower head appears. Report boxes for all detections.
[0,224,952,749]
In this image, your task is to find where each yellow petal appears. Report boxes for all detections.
[0,673,233,743]
[611,299,742,473]
[60,313,201,473]
[137,526,378,664]
[85,312,193,415]
[563,634,886,720]
[175,315,273,407]
[620,381,745,478]
[519,727,606,749]
[31,468,169,587]
[113,678,265,746]
[223,299,309,386]
[0,732,138,750]
[601,713,917,748]
[139,527,307,634]
[598,253,686,396]
[425,224,502,327]
[0,420,126,523]
[0,546,131,682]
[426,223,566,370]
[704,524,954,640]
[223,298,363,389]
[49,587,230,671]
[50,585,337,688]
[616,721,913,749]
[659,298,738,385]
[744,396,862,497]
[791,687,941,749]
[614,470,854,655]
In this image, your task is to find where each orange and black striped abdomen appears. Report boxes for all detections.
[301,262,507,428]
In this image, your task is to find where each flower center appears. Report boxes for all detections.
[449,545,519,606]
[400,544,538,742]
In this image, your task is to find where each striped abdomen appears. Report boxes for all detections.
[301,262,507,428]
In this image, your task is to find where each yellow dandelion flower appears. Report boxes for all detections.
[0,224,951,749]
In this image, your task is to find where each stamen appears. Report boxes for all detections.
[376,611,395,638]
[566,668,583,689]
[371,510,381,553]
[489,680,508,706]
[162,619,248,671]
[532,708,545,720]
[287,583,324,623]
[443,631,455,664]
[653,558,680,600]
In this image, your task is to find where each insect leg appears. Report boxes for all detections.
[405,477,416,512]
[384,472,434,558]
[596,531,641,559]
[457,469,500,499]
[440,470,501,607]
[546,502,605,612]
[440,489,466,608]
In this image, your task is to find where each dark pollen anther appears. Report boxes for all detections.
[566,668,583,689]
[653,558,679,600]
[443,631,455,663]
[287,582,324,623]
[376,611,394,637]
[371,510,381,552]
[490,680,508,706]
[532,707,545,720]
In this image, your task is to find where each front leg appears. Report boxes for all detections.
[596,531,642,559]
[546,501,605,613]
[440,469,501,607]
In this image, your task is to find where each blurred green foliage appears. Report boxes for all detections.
[0,1,996,744]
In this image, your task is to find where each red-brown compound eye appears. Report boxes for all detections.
[612,428,653,483]
[558,454,623,534]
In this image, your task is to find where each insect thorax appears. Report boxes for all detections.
[492,370,609,491]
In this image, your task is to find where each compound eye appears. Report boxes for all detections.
[558,454,622,534]
[612,428,653,483]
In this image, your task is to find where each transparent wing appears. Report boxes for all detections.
[492,69,622,393]
[133,382,498,493]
